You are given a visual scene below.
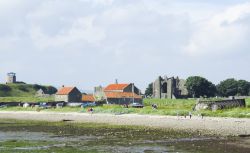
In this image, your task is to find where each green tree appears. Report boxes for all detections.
[33,84,44,90]
[237,80,250,96]
[145,83,153,97]
[216,78,238,97]
[185,76,216,98]
[46,86,58,94]
[33,84,57,94]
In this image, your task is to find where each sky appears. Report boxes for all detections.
[0,0,250,92]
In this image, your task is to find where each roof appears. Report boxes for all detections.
[82,94,95,102]
[56,87,75,95]
[104,84,130,91]
[105,92,142,99]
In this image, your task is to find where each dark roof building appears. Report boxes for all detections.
[55,87,82,102]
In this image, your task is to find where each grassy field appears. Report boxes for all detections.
[142,98,250,118]
[0,96,55,102]
[0,83,57,97]
[0,98,250,118]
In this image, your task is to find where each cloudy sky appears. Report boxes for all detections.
[0,0,250,92]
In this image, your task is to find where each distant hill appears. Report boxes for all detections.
[0,83,57,97]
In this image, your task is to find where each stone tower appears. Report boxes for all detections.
[6,72,16,83]
[152,76,188,99]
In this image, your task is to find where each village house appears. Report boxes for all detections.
[36,89,50,97]
[104,83,140,95]
[55,86,82,102]
[82,94,96,103]
[105,92,142,105]
[94,83,142,105]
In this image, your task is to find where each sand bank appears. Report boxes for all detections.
[0,111,249,136]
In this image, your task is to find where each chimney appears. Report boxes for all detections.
[115,79,118,84]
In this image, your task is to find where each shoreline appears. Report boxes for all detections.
[0,111,249,136]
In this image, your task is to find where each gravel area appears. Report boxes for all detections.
[0,111,249,136]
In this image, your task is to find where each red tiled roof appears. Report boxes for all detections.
[104,84,129,91]
[82,94,95,102]
[56,87,75,95]
[105,92,142,99]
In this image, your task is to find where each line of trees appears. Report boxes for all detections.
[186,76,250,98]
[145,76,250,98]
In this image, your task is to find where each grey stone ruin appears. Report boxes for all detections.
[152,76,188,99]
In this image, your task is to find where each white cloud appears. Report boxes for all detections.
[0,0,250,90]
[92,0,114,6]
[184,2,250,56]
[30,16,106,49]
[79,0,114,6]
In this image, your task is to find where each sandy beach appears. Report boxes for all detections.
[0,111,249,136]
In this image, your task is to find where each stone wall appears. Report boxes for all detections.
[55,95,69,102]
[153,77,162,98]
[195,99,246,111]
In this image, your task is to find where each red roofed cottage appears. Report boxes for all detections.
[104,83,140,95]
[55,86,82,102]
[94,83,143,105]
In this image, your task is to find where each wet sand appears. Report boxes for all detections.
[0,111,249,136]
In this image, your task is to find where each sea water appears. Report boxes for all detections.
[0,121,249,153]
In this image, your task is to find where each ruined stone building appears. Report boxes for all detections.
[153,76,188,99]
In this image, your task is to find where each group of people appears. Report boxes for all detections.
[182,112,204,119]
[85,104,204,119]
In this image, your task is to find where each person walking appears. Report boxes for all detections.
[201,113,204,119]
[189,111,192,119]
[90,107,94,114]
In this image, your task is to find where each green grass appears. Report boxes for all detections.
[246,98,250,106]
[0,98,250,118]
[0,84,37,97]
[0,83,56,97]
[0,96,55,102]
[0,83,56,102]
[144,98,196,109]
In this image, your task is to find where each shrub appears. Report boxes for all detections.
[17,85,29,92]
[0,84,11,92]
[46,86,57,94]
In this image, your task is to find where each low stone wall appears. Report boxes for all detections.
[195,99,246,111]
